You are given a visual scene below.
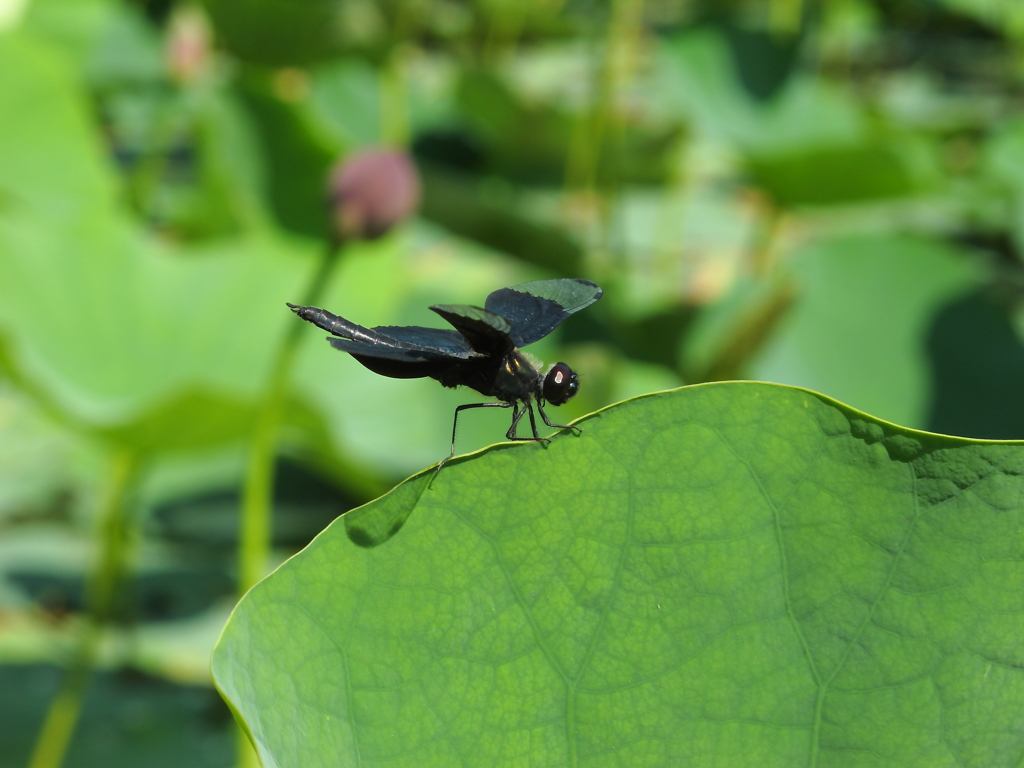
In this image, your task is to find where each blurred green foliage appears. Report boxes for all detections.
[2,0,1024,764]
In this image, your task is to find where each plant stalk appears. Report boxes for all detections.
[238,240,342,596]
[234,240,342,768]
[27,448,141,768]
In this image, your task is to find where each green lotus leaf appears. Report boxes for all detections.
[213,382,1024,768]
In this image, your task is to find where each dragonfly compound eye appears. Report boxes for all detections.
[543,362,579,406]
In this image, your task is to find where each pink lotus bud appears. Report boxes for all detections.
[166,6,212,84]
[328,149,421,241]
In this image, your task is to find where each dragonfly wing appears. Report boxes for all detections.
[327,336,458,361]
[372,325,475,357]
[429,304,514,355]
[328,332,469,380]
[289,304,474,357]
[484,279,602,347]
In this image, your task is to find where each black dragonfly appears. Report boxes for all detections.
[288,278,602,467]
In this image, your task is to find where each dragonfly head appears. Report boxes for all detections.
[542,362,579,406]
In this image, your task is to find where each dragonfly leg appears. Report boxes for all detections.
[526,401,540,440]
[434,402,512,478]
[505,402,528,440]
[506,400,548,443]
[537,400,581,434]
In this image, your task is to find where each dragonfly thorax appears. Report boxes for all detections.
[493,348,544,402]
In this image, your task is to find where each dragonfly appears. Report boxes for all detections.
[288,278,603,468]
